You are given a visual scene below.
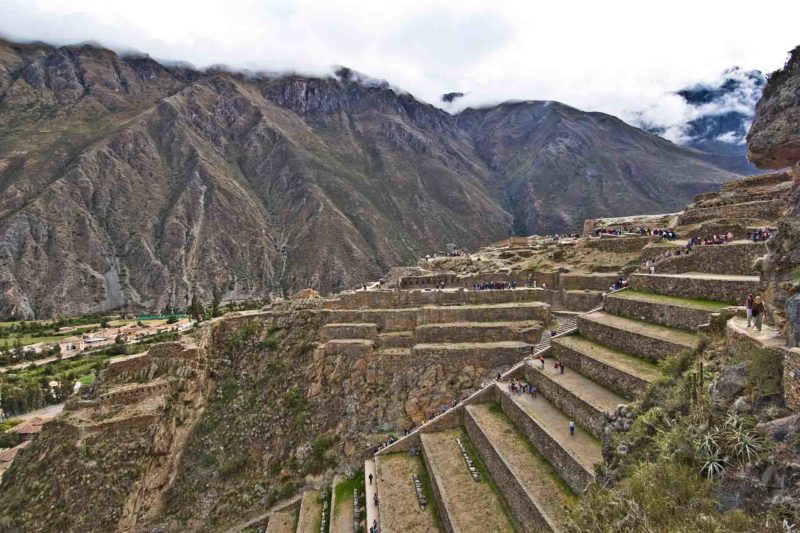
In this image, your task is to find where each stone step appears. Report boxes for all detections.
[604,290,729,330]
[320,323,378,342]
[323,308,416,332]
[521,358,625,439]
[323,302,549,332]
[412,342,531,368]
[578,311,698,362]
[414,321,542,344]
[420,429,515,533]
[375,453,441,533]
[551,335,662,399]
[418,303,550,325]
[497,384,600,493]
[326,287,548,310]
[296,490,323,533]
[324,339,375,357]
[629,272,761,306]
[464,404,575,532]
[376,331,415,349]
[265,502,299,533]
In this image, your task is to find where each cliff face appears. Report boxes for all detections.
[747,46,800,344]
[0,39,742,318]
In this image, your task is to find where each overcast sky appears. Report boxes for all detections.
[1,0,799,140]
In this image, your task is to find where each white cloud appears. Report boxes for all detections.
[1,0,798,135]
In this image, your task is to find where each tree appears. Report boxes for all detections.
[189,295,205,323]
[211,285,223,318]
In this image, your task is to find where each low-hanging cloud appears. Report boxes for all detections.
[1,0,798,148]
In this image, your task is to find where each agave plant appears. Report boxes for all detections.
[697,428,721,456]
[699,447,727,480]
[726,426,765,466]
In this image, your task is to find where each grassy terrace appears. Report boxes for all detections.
[611,289,730,311]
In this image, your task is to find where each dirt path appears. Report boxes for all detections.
[553,335,662,383]
[376,453,440,533]
[331,492,354,533]
[421,429,515,533]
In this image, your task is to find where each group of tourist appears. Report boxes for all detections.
[689,232,735,246]
[472,280,517,290]
[749,227,774,242]
[508,379,537,397]
[608,277,629,292]
[592,226,675,238]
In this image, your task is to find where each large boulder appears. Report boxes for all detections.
[710,363,748,403]
[747,46,800,169]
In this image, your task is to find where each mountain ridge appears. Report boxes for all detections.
[0,39,741,318]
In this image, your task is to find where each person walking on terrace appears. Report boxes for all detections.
[569,420,575,436]
[752,296,766,332]
[745,293,754,327]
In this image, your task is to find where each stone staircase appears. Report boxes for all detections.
[368,246,760,532]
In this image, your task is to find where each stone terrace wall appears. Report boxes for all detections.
[325,287,549,310]
[629,273,762,306]
[719,169,793,191]
[497,390,593,493]
[552,339,648,399]
[604,294,715,331]
[560,273,620,291]
[463,408,553,532]
[523,365,607,439]
[582,235,660,254]
[652,242,767,276]
[784,348,800,411]
[678,199,786,226]
[562,290,604,312]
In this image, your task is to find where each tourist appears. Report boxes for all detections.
[752,296,766,332]
[539,355,545,369]
[569,420,575,436]
[745,293,754,327]
[369,473,373,485]
[560,362,565,374]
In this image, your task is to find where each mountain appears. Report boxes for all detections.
[0,39,740,318]
[457,101,737,234]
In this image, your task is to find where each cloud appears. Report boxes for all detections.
[626,67,766,145]
[1,0,799,139]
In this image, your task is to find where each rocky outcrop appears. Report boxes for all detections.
[747,45,800,345]
[747,46,800,169]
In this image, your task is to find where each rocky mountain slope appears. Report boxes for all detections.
[0,39,740,318]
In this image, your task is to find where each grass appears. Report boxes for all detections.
[411,454,443,531]
[455,427,518,529]
[611,289,730,311]
[333,470,364,510]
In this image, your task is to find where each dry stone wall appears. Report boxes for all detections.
[523,366,607,439]
[603,295,715,330]
[497,391,593,493]
[463,409,552,533]
[551,340,648,399]
[629,273,761,305]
